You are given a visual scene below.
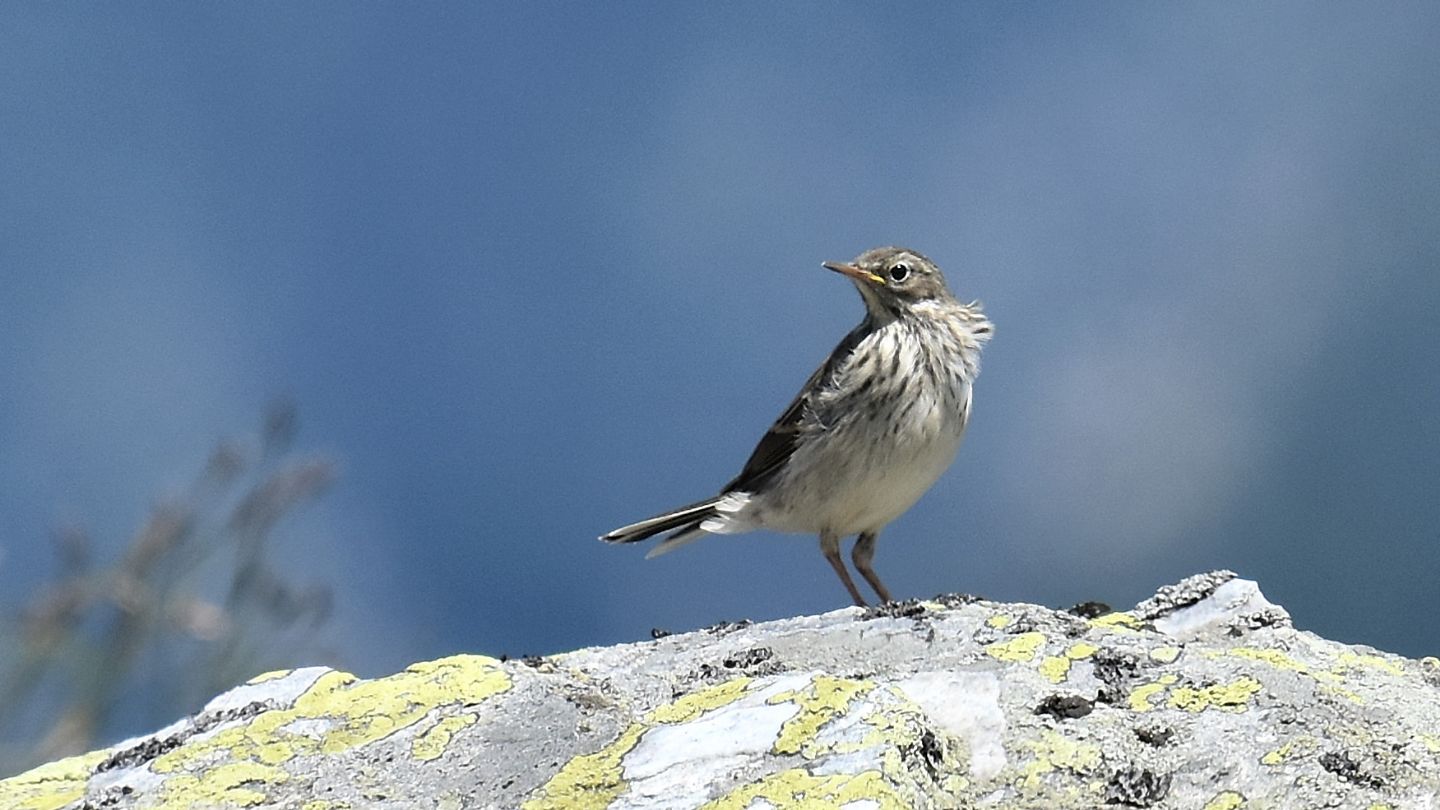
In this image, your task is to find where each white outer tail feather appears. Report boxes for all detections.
[698,492,752,534]
[643,492,753,559]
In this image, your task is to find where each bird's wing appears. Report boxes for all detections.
[723,322,869,493]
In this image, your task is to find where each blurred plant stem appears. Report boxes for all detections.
[0,403,337,777]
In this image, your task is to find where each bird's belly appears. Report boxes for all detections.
[758,395,967,534]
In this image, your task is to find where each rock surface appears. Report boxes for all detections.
[4,571,1439,809]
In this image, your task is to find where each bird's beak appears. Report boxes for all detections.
[824,261,885,285]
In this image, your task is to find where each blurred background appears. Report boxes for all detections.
[3,2,1438,776]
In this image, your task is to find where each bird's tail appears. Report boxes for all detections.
[600,496,719,543]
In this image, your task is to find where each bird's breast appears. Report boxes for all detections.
[763,329,974,534]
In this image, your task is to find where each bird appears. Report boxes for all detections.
[600,246,993,606]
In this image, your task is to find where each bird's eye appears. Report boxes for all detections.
[888,263,911,283]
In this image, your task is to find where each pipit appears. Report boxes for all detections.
[600,246,993,605]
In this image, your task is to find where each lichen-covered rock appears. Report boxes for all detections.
[3,571,1438,809]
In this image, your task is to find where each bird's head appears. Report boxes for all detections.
[823,246,954,315]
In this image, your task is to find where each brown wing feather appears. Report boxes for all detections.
[723,322,870,493]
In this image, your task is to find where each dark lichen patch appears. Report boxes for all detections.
[97,732,185,772]
[1034,694,1094,720]
[1226,607,1292,632]
[696,646,782,679]
[1105,766,1172,806]
[80,788,128,809]
[898,727,947,783]
[931,592,983,608]
[723,647,774,670]
[501,653,556,673]
[1319,749,1386,789]
[1134,725,1174,747]
[649,627,672,639]
[203,701,273,728]
[1091,650,1142,705]
[1003,615,1041,634]
[80,781,142,810]
[97,699,272,772]
[1421,657,1440,689]
[1136,571,1292,632]
[1133,570,1235,619]
[197,700,272,732]
[704,619,753,636]
[1068,601,1112,619]
[1054,613,1095,638]
[859,598,927,621]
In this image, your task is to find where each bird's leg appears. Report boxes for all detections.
[852,531,893,604]
[820,531,868,606]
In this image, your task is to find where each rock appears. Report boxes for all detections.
[3,571,1438,809]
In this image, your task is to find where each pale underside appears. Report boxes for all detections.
[702,319,975,537]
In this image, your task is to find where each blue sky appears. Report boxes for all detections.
[3,2,1439,746]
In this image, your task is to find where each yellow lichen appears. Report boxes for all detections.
[1225,646,1305,671]
[650,677,753,724]
[1038,656,1071,684]
[254,740,296,766]
[942,773,970,795]
[1336,651,1406,677]
[1203,790,1246,810]
[1038,643,1103,685]
[1168,677,1262,713]
[700,768,907,810]
[1320,684,1365,705]
[1149,646,1181,664]
[1222,646,1374,700]
[302,656,507,755]
[1090,612,1140,631]
[855,689,955,776]
[412,714,478,762]
[857,692,916,746]
[157,762,290,809]
[769,676,875,756]
[136,655,509,807]
[825,686,962,804]
[1260,743,1289,766]
[524,678,756,810]
[1018,729,1101,793]
[1260,736,1313,766]
[0,750,110,810]
[521,723,645,810]
[986,614,1012,628]
[1128,674,1179,712]
[246,669,294,684]
[985,632,1047,662]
